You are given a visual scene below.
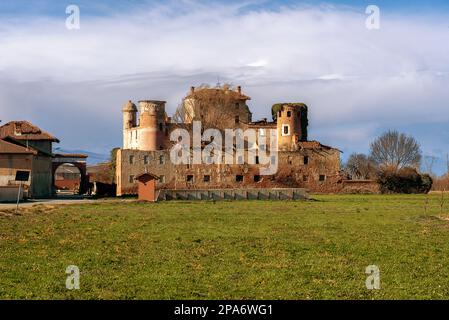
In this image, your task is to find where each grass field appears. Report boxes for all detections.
[1,194,449,300]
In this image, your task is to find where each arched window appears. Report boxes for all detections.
[287,111,291,117]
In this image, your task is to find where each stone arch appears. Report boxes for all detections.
[52,156,88,195]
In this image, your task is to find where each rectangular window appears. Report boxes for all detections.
[129,155,134,164]
[304,156,309,165]
[129,175,134,183]
[255,156,260,164]
[203,175,210,182]
[143,155,149,165]
[287,111,292,117]
[159,175,166,183]
[319,175,326,182]
[159,155,165,165]
[254,175,261,182]
[236,175,244,182]
[282,124,290,136]
[187,175,194,183]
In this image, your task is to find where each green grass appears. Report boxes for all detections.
[1,194,449,300]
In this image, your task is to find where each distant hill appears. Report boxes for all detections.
[53,148,110,165]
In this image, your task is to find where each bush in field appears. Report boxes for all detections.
[377,167,433,194]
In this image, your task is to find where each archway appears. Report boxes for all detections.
[54,164,82,195]
[52,154,88,195]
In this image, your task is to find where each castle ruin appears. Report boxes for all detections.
[116,85,357,195]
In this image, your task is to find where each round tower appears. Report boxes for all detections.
[122,100,137,149]
[122,100,137,130]
[277,104,308,151]
[138,100,166,151]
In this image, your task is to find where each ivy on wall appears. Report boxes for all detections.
[271,103,308,141]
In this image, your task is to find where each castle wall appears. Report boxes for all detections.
[116,147,344,195]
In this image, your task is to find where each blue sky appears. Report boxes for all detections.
[1,0,449,16]
[1,0,448,175]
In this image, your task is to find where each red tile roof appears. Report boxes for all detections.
[0,121,59,142]
[54,153,88,159]
[135,173,160,181]
[0,139,37,154]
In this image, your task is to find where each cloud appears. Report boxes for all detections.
[0,2,448,173]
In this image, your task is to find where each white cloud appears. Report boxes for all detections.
[0,2,448,173]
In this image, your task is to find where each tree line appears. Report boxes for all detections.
[344,130,448,193]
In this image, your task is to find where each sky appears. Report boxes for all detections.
[0,0,448,174]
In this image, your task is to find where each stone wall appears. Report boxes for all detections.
[340,180,380,194]
[0,186,24,202]
[157,188,309,201]
[0,153,32,188]
[116,147,343,195]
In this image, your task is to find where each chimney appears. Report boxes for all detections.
[237,86,242,94]
[190,86,195,94]
[14,122,22,136]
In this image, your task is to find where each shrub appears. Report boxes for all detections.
[377,167,433,194]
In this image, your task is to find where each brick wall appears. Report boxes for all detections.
[116,147,343,195]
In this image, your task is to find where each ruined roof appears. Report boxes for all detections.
[298,140,341,152]
[0,121,60,142]
[248,119,277,127]
[0,139,37,154]
[186,87,251,101]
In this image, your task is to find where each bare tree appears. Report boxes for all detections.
[423,155,437,176]
[345,153,378,180]
[370,130,422,171]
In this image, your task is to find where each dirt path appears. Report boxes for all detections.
[0,198,134,210]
